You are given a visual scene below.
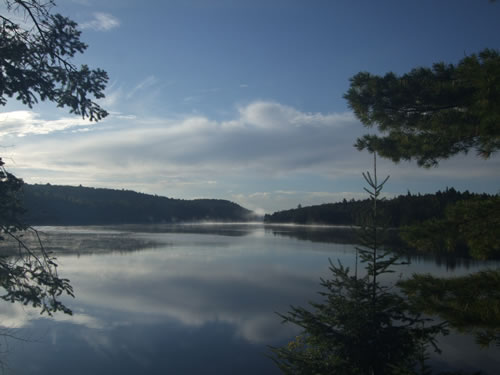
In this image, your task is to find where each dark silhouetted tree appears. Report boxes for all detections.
[400,196,500,260]
[344,49,500,167]
[399,270,500,348]
[345,40,500,361]
[270,155,445,375]
[0,0,108,314]
[1,0,108,120]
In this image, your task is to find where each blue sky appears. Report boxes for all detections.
[1,0,500,213]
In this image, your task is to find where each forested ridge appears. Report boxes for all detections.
[265,188,500,260]
[264,188,494,226]
[21,184,256,225]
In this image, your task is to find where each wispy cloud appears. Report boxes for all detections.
[183,96,200,102]
[99,86,123,108]
[81,12,120,31]
[0,111,94,137]
[126,76,159,99]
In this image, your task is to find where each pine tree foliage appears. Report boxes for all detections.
[270,155,446,375]
[0,0,108,120]
[344,49,500,167]
[399,270,500,348]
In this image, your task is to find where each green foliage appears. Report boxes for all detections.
[270,156,445,375]
[265,189,500,260]
[446,198,500,259]
[0,159,73,315]
[344,49,500,167]
[399,270,500,347]
[264,188,492,227]
[271,261,443,375]
[400,196,500,260]
[0,0,108,315]
[0,0,108,120]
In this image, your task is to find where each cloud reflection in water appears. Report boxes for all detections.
[1,226,498,374]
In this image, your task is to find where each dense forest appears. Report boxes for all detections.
[264,188,492,226]
[265,188,500,260]
[21,184,257,225]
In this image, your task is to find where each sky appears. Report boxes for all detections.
[1,0,500,214]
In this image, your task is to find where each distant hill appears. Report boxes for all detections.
[21,184,257,225]
[264,188,495,227]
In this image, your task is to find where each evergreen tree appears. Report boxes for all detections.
[270,155,445,374]
[344,49,500,167]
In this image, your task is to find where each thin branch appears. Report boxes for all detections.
[1,226,44,268]
[3,0,78,72]
[15,0,48,46]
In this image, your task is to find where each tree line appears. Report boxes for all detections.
[265,188,500,260]
[21,183,256,225]
[264,188,490,226]
[2,1,498,373]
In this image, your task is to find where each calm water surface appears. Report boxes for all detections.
[1,224,499,374]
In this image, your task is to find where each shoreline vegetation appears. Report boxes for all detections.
[265,189,500,261]
[264,188,495,227]
[22,183,499,260]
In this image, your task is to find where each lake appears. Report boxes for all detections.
[1,224,499,374]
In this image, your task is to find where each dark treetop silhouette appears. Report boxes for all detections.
[344,49,500,168]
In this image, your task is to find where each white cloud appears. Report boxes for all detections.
[5,101,500,211]
[238,101,351,130]
[81,12,120,31]
[8,102,358,176]
[0,111,94,137]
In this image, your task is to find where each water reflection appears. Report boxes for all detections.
[104,223,261,237]
[265,223,359,244]
[0,224,499,374]
[55,241,332,344]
